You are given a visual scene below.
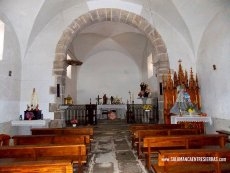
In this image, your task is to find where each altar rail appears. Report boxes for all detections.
[62,104,97,126]
[63,99,158,125]
[127,98,159,124]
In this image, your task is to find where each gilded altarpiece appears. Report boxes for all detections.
[163,62,203,132]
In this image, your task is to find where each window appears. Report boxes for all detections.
[67,54,72,78]
[147,53,153,78]
[0,20,4,60]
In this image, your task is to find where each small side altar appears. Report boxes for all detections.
[170,115,212,134]
[171,115,212,125]
[11,119,50,135]
[11,119,50,126]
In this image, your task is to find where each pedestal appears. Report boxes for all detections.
[141,98,151,104]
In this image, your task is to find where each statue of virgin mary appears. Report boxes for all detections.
[30,88,39,110]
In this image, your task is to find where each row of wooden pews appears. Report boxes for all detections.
[0,126,94,173]
[154,148,230,173]
[129,124,230,173]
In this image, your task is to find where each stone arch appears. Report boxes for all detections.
[53,8,169,106]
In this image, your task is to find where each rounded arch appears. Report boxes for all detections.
[53,8,169,104]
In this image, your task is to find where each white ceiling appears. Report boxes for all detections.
[70,21,148,66]
[1,0,229,63]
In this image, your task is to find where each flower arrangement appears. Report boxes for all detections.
[26,112,34,120]
[138,82,151,98]
[186,104,195,113]
[70,118,78,125]
[143,104,152,111]
[140,82,147,91]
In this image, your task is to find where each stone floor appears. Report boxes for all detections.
[77,119,150,173]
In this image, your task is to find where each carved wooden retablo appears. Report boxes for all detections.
[162,61,201,124]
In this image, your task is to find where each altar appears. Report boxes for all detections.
[11,119,50,135]
[171,115,212,133]
[97,104,127,119]
[171,115,212,125]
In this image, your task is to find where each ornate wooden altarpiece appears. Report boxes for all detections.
[163,61,201,125]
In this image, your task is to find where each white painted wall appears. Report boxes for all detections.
[197,8,230,120]
[0,20,21,123]
[76,51,142,104]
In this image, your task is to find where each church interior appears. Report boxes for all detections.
[0,0,230,172]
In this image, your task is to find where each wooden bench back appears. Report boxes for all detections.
[143,134,227,169]
[53,135,90,145]
[31,127,93,136]
[138,128,200,140]
[0,144,87,164]
[158,148,230,166]
[143,134,227,149]
[0,144,86,159]
[130,124,184,134]
[134,128,200,158]
[34,145,86,158]
[153,148,230,173]
[0,160,73,173]
[12,135,90,146]
[144,136,188,149]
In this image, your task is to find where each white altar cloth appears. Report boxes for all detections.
[171,115,212,125]
[97,104,127,119]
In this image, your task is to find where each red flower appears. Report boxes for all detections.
[26,112,34,120]
[71,119,78,124]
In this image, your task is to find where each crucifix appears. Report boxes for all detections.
[96,95,102,105]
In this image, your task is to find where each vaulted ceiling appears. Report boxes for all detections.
[1,0,229,64]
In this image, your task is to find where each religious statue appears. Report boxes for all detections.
[24,88,42,120]
[30,88,39,110]
[110,96,114,104]
[103,94,108,104]
[170,85,199,115]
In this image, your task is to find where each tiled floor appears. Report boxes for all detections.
[81,119,149,173]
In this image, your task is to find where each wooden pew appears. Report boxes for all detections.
[143,134,227,170]
[0,144,87,173]
[31,127,93,142]
[129,124,186,149]
[0,134,11,146]
[129,123,184,133]
[12,134,91,152]
[216,130,230,143]
[152,148,230,173]
[135,128,200,158]
[0,160,73,173]
[12,134,90,147]
[31,127,93,136]
[31,127,94,150]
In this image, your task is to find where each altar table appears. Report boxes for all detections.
[97,104,127,119]
[170,115,212,134]
[11,119,50,135]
